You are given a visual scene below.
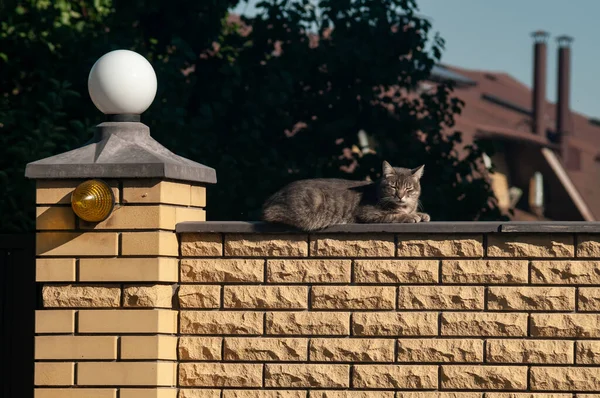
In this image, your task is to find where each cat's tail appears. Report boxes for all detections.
[261,202,287,224]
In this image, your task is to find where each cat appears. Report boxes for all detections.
[261,160,430,231]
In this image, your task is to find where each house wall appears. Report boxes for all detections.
[509,143,584,221]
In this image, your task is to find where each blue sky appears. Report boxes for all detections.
[232,0,599,118]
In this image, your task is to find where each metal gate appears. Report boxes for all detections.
[0,234,36,398]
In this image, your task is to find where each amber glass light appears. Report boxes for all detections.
[71,179,115,222]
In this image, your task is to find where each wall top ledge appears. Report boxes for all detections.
[176,221,600,234]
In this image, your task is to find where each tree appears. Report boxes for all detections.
[0,0,503,232]
[0,0,238,231]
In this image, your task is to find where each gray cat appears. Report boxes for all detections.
[262,161,430,231]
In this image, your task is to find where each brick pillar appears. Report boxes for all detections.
[26,50,216,398]
[34,180,207,398]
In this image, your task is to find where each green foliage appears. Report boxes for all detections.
[0,0,503,232]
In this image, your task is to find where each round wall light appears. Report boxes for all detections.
[71,179,115,222]
[88,49,157,115]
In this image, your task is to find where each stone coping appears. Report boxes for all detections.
[176,221,600,234]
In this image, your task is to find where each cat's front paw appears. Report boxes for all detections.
[403,213,421,223]
[418,213,431,222]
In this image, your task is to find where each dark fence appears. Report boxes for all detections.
[0,234,36,398]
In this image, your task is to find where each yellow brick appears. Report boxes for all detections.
[441,313,527,337]
[266,312,349,336]
[34,389,116,398]
[176,207,206,223]
[179,363,262,387]
[80,257,178,282]
[180,311,263,335]
[312,286,395,309]
[226,234,308,257]
[576,341,600,364]
[35,336,117,359]
[42,284,120,308]
[397,339,483,363]
[225,392,306,398]
[122,179,191,206]
[180,233,222,256]
[36,206,76,230]
[312,392,395,398]
[35,310,75,333]
[487,234,574,257]
[486,394,569,398]
[37,232,118,256]
[397,234,483,257]
[225,337,308,361]
[309,338,394,362]
[310,234,394,257]
[121,390,177,398]
[398,286,484,310]
[266,364,349,388]
[179,337,222,360]
[36,179,118,205]
[442,259,529,284]
[34,362,74,386]
[123,284,174,308]
[354,259,438,283]
[178,285,221,308]
[79,309,177,333]
[181,259,263,282]
[577,234,600,257]
[352,312,437,336]
[267,259,351,283]
[579,288,600,311]
[531,367,600,390]
[178,390,221,398]
[190,185,207,207]
[36,258,76,282]
[122,231,178,256]
[121,335,177,360]
[78,362,176,386]
[441,365,527,390]
[486,339,574,364]
[80,205,176,230]
[488,286,575,311]
[532,261,600,284]
[531,314,600,337]
[353,365,437,389]
[224,285,307,309]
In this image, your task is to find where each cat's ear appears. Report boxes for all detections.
[382,161,395,177]
[411,165,425,179]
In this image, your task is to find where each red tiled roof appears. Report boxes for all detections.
[444,65,600,219]
[447,65,600,147]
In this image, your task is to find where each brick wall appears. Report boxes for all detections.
[34,179,206,398]
[176,228,600,397]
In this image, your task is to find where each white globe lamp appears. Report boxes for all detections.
[88,49,157,117]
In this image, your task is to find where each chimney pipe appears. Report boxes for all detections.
[556,35,574,153]
[531,30,549,136]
